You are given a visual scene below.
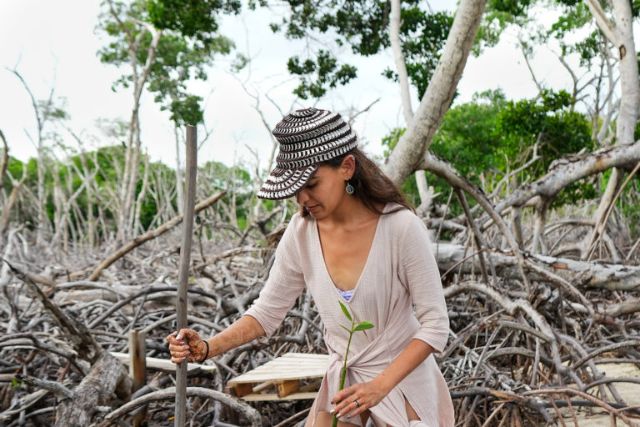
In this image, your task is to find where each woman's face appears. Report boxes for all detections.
[295,156,354,219]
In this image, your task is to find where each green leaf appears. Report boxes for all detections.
[338,301,352,322]
[354,321,374,331]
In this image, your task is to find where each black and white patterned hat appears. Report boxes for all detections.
[257,107,358,200]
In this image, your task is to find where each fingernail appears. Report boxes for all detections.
[329,409,335,414]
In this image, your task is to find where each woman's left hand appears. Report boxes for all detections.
[331,379,389,419]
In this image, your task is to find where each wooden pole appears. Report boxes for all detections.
[175,125,197,426]
[129,329,147,427]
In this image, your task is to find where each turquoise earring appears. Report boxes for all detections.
[345,181,355,195]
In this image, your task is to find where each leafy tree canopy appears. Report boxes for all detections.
[98,0,238,125]
[270,0,454,99]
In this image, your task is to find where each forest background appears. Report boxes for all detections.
[1,0,640,426]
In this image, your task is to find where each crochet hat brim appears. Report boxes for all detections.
[257,164,318,200]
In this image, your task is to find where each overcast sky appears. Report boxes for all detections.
[0,1,578,172]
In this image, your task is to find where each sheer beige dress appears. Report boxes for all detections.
[245,203,455,427]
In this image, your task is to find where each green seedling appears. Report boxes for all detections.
[332,300,374,427]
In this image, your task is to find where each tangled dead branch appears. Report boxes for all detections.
[0,202,638,427]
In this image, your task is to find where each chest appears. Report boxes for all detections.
[317,220,379,291]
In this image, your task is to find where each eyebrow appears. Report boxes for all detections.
[304,177,319,187]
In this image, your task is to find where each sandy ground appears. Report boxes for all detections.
[566,363,640,427]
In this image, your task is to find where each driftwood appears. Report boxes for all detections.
[55,353,131,427]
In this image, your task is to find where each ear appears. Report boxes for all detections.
[340,154,356,179]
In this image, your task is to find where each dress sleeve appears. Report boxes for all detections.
[244,215,306,337]
[398,213,450,353]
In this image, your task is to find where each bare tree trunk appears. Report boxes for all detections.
[390,0,413,126]
[9,70,50,245]
[0,178,25,240]
[384,0,487,184]
[530,198,550,254]
[109,2,162,242]
[132,151,150,235]
[583,0,640,259]
[389,0,436,215]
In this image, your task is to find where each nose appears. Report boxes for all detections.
[296,188,309,205]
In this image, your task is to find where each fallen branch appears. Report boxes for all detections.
[95,386,262,427]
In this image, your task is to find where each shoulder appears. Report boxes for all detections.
[383,203,421,232]
[287,212,309,234]
[280,212,311,245]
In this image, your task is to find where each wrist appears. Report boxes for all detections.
[372,373,394,395]
[198,339,210,362]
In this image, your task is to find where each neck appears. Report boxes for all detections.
[320,197,381,227]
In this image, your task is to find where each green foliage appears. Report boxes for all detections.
[98,0,235,125]
[382,89,596,214]
[384,9,452,98]
[488,0,535,16]
[272,1,453,99]
[288,50,358,99]
[339,300,352,321]
[147,0,241,42]
[354,321,374,331]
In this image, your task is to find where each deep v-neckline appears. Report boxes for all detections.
[313,205,386,302]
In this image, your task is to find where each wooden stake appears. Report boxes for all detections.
[175,125,197,426]
[129,330,147,427]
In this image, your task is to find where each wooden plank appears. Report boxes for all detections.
[232,383,254,398]
[228,353,329,385]
[240,391,318,402]
[110,352,216,373]
[277,380,300,397]
[251,381,274,393]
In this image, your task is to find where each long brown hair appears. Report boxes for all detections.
[299,147,413,217]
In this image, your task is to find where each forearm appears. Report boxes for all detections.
[373,339,434,393]
[205,315,265,358]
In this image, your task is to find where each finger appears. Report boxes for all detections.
[166,336,186,348]
[336,399,361,419]
[331,385,355,404]
[165,331,177,343]
[334,396,356,417]
[168,344,189,353]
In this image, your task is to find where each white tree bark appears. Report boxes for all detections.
[384,0,487,184]
[435,242,640,291]
[8,69,51,246]
[111,2,163,242]
[583,0,639,259]
[390,0,413,125]
[389,0,436,214]
[489,142,640,215]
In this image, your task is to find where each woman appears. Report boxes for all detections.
[167,108,454,427]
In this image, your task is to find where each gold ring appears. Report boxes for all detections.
[354,399,360,408]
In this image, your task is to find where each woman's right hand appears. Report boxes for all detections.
[165,328,208,364]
